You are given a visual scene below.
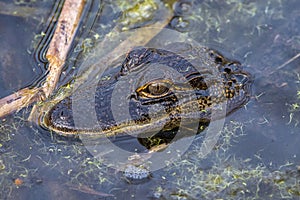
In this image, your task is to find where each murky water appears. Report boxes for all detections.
[0,0,300,199]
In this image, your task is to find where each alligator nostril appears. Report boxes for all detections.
[208,50,225,64]
[214,56,223,64]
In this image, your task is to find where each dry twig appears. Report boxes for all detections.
[0,88,41,117]
[0,0,86,118]
[42,0,85,97]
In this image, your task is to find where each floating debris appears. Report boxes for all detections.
[14,178,23,186]
[124,164,150,180]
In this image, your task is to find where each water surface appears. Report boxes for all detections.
[0,0,300,199]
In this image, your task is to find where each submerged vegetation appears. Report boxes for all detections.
[155,121,300,199]
[0,0,300,199]
[286,72,300,127]
[1,117,299,199]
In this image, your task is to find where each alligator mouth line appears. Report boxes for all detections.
[43,103,213,137]
[42,79,251,137]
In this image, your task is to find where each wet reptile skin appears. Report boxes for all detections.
[43,44,252,141]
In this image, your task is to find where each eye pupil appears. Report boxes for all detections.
[60,110,67,120]
[136,80,171,98]
[148,83,168,95]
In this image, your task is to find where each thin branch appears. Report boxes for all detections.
[42,0,85,97]
[0,0,86,118]
[0,88,42,117]
[270,52,300,75]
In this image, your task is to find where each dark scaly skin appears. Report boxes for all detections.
[43,44,252,145]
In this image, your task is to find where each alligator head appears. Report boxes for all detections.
[43,44,252,148]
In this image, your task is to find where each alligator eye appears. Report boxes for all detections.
[147,82,169,96]
[136,80,171,98]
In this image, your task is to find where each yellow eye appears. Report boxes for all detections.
[136,80,171,98]
[148,82,169,96]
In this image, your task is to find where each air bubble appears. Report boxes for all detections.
[173,0,192,16]
[170,16,190,32]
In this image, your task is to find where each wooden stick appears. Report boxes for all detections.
[0,88,42,117]
[42,0,85,97]
[0,0,86,118]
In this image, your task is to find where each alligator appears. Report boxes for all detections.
[42,43,252,149]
